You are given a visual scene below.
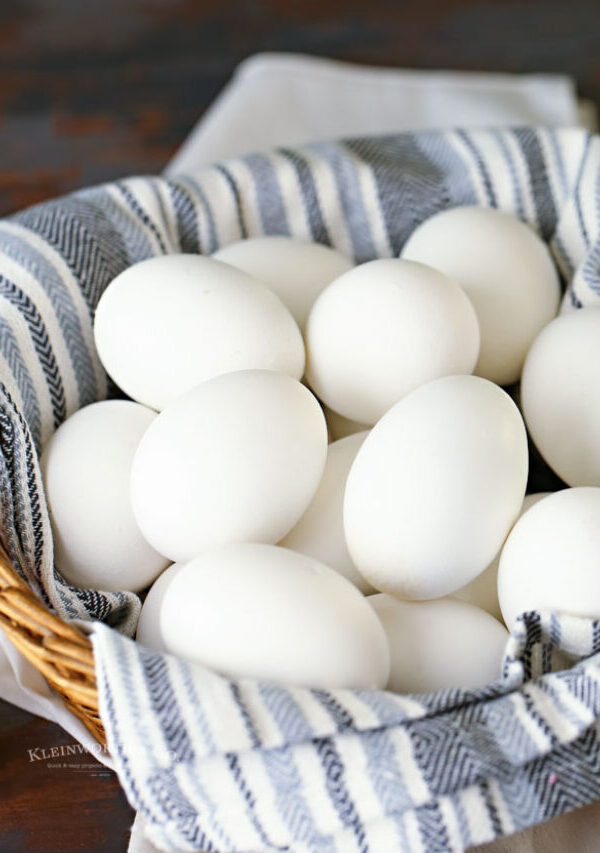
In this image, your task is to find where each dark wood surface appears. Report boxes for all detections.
[0,699,132,852]
[1,1,600,851]
[0,0,599,218]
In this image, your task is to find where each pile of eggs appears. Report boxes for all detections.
[40,206,600,696]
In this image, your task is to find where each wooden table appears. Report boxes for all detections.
[0,700,132,851]
[1,1,599,850]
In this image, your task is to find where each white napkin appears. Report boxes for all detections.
[165,52,590,175]
[0,52,595,852]
[0,617,114,767]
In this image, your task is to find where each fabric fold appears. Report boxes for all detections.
[2,127,600,850]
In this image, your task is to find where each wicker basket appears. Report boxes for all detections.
[2,129,600,851]
[0,546,104,745]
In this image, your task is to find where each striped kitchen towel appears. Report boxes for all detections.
[1,126,600,851]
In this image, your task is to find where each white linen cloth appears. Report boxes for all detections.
[165,53,588,175]
[0,52,595,852]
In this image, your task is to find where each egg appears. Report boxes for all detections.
[305,259,480,425]
[136,563,181,651]
[94,253,305,411]
[159,544,390,689]
[344,375,528,599]
[280,432,374,594]
[521,308,600,486]
[213,236,354,330]
[41,401,169,592]
[498,487,600,630]
[131,370,328,562]
[401,206,560,385]
[369,594,508,693]
[322,404,368,442]
[454,492,550,620]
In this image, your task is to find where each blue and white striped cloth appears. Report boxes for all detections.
[1,127,600,851]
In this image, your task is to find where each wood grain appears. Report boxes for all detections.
[0,700,132,853]
[0,0,597,216]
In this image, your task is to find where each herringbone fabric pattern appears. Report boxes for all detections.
[0,127,599,850]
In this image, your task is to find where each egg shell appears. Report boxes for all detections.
[41,400,169,592]
[401,206,560,385]
[94,253,305,411]
[213,236,354,329]
[521,308,600,487]
[159,543,390,689]
[369,594,508,693]
[498,487,600,630]
[344,374,528,599]
[131,370,328,562]
[280,432,374,594]
[305,258,480,425]
[454,492,550,620]
[136,563,181,651]
[322,404,368,442]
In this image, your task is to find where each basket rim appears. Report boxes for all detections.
[0,549,105,746]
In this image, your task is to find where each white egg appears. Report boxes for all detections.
[213,236,354,330]
[521,308,600,486]
[280,432,374,594]
[401,206,560,385]
[94,253,305,411]
[344,375,528,599]
[41,401,169,592]
[454,492,550,620]
[305,258,480,424]
[160,544,390,689]
[498,487,600,630]
[131,370,328,562]
[136,563,181,651]
[369,594,508,693]
[322,404,368,442]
